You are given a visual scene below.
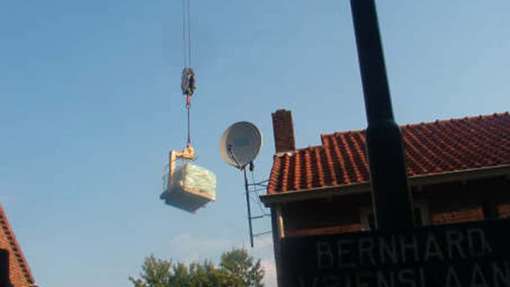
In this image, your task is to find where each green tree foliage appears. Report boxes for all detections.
[221,249,264,287]
[129,256,172,287]
[129,248,265,287]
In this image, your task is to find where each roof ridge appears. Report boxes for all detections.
[0,204,35,285]
[320,128,365,140]
[276,112,510,157]
[274,145,323,157]
[268,111,510,194]
[401,112,510,129]
[319,112,510,138]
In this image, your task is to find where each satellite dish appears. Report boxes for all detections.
[220,122,262,169]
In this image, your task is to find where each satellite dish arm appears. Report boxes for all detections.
[227,144,243,169]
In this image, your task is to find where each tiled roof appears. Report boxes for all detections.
[267,112,510,194]
[0,205,35,287]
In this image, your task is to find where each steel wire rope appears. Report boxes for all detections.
[182,0,192,67]
[182,0,187,67]
[182,0,193,146]
[186,0,192,66]
[187,102,191,145]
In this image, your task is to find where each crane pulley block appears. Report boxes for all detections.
[181,67,196,97]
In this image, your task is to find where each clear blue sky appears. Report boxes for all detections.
[1,1,509,286]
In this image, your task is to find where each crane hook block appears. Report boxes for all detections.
[181,67,196,96]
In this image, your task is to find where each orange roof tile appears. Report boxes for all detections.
[0,205,35,287]
[267,112,510,194]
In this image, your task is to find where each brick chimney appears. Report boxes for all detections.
[272,109,296,153]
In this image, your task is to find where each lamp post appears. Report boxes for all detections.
[350,0,414,231]
[0,250,12,287]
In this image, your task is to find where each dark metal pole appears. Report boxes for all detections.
[350,0,414,231]
[0,250,12,287]
[243,169,255,247]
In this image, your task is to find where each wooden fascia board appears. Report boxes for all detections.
[260,165,510,206]
[260,182,370,206]
[407,164,510,187]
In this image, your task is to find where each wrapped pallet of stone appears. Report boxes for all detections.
[161,162,216,213]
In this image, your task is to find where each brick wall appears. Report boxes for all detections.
[280,176,510,238]
[286,224,363,237]
[430,207,484,224]
[283,193,369,237]
[498,203,510,218]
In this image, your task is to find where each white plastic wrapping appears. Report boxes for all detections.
[173,163,216,200]
[161,162,216,212]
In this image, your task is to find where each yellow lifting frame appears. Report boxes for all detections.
[168,144,196,189]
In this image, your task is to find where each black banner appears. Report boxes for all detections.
[281,219,510,287]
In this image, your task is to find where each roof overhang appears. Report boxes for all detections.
[260,164,510,206]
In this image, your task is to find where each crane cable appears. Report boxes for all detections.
[182,0,192,68]
[181,0,194,147]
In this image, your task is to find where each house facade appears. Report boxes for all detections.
[0,205,36,287]
[261,109,510,285]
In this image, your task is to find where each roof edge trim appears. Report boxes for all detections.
[261,164,510,206]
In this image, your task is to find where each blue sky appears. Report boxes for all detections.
[1,1,509,286]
